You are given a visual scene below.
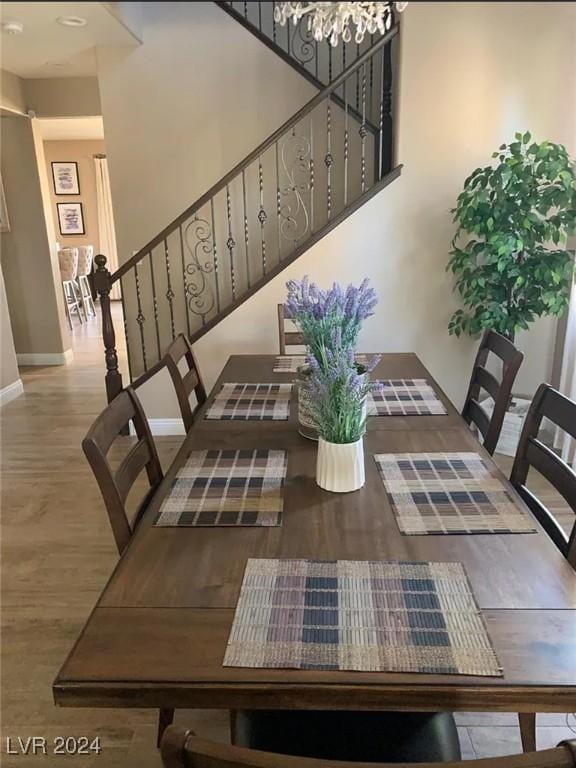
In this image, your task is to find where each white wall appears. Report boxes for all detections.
[100,2,575,416]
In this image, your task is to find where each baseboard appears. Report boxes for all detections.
[0,378,24,407]
[16,349,74,366]
[129,418,185,436]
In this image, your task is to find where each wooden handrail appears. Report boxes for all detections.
[110,23,399,284]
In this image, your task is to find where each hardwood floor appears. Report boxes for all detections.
[1,304,574,765]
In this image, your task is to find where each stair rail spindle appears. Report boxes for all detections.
[148,251,162,360]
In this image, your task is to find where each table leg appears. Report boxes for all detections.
[518,713,536,752]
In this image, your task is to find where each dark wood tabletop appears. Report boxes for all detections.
[54,354,576,714]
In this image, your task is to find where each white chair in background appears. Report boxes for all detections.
[58,248,85,329]
[76,245,96,317]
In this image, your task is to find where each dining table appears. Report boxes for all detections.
[53,353,576,729]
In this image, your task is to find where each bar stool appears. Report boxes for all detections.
[58,248,85,329]
[77,245,96,317]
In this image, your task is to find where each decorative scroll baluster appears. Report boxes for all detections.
[148,251,162,360]
[210,199,221,312]
[258,156,267,274]
[164,239,176,340]
[94,254,123,403]
[325,98,333,220]
[278,126,311,245]
[225,184,236,300]
[133,260,147,371]
[242,169,250,288]
[344,77,349,206]
[179,225,192,338]
[360,63,367,193]
[183,216,216,325]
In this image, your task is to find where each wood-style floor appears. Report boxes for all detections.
[1,304,574,766]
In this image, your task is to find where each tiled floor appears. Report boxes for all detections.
[1,304,574,765]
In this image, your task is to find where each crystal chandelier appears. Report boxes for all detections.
[274,2,408,47]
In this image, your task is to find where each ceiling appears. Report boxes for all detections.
[0,2,139,78]
[38,116,104,140]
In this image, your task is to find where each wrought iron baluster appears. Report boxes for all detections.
[356,43,360,111]
[225,184,236,300]
[183,216,216,325]
[360,62,367,193]
[241,169,250,288]
[309,115,314,233]
[328,44,332,83]
[315,40,319,80]
[210,198,221,312]
[164,239,176,341]
[344,77,349,206]
[382,41,393,177]
[134,261,147,371]
[275,140,281,258]
[243,1,247,19]
[378,47,385,181]
[325,97,333,220]
[258,155,267,274]
[119,275,133,382]
[179,224,192,338]
[272,3,276,42]
[258,1,262,29]
[148,251,162,360]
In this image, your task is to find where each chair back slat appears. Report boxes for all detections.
[82,388,163,554]
[277,304,304,355]
[511,383,576,567]
[462,330,524,455]
[161,728,576,768]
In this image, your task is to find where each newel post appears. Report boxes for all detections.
[94,254,123,404]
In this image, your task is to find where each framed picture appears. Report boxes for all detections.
[0,174,9,233]
[51,161,80,195]
[57,202,85,236]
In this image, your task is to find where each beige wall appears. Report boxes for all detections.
[24,77,101,118]
[43,139,106,252]
[0,115,70,357]
[0,69,26,115]
[100,2,575,417]
[0,266,20,391]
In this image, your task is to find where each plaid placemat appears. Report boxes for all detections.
[205,383,292,420]
[224,558,502,677]
[374,452,536,535]
[273,354,371,373]
[154,450,287,527]
[368,379,447,416]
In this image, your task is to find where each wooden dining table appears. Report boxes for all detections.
[54,353,576,723]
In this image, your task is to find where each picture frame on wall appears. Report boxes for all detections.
[51,161,80,195]
[0,174,9,233]
[57,202,85,236]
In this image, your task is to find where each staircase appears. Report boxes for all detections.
[95,2,402,402]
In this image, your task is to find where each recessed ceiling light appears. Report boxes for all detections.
[56,16,87,28]
[2,20,24,34]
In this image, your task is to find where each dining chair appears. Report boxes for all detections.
[161,727,576,768]
[462,329,524,455]
[131,334,207,434]
[511,383,576,566]
[76,245,96,317]
[277,304,304,355]
[58,247,85,329]
[82,387,174,745]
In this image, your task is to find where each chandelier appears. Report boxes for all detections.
[274,2,408,47]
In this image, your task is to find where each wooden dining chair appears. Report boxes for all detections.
[161,727,576,768]
[82,388,174,746]
[511,383,576,567]
[131,335,207,434]
[462,330,524,455]
[277,304,304,355]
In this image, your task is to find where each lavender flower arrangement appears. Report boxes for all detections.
[284,276,378,369]
[304,350,379,444]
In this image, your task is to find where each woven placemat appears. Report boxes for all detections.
[374,452,536,535]
[368,379,447,416]
[205,383,292,420]
[154,450,287,527]
[224,558,502,677]
[273,354,371,373]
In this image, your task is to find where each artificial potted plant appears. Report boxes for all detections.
[448,132,576,341]
[305,350,373,493]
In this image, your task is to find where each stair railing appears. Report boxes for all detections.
[96,23,400,401]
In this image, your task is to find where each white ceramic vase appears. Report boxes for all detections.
[316,437,365,493]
